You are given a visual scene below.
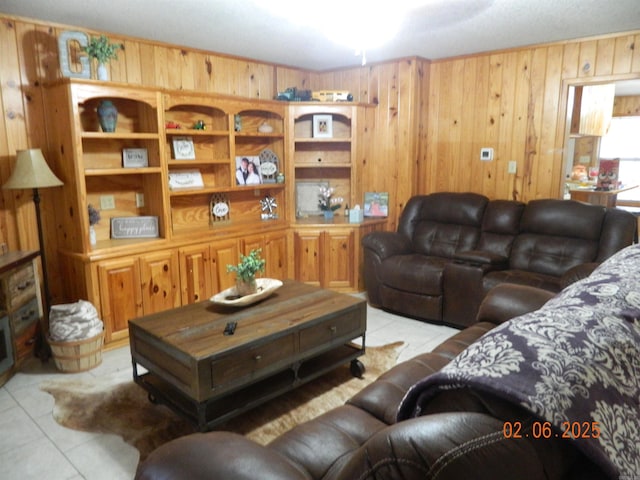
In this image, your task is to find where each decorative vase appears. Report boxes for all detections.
[97,63,109,81]
[323,210,334,220]
[236,278,257,297]
[89,225,97,246]
[97,100,118,132]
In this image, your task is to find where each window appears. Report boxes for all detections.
[599,116,640,202]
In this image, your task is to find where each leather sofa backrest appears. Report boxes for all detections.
[399,192,488,258]
[509,199,604,276]
[477,200,525,258]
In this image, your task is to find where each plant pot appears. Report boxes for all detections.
[236,278,257,297]
[89,225,97,246]
[97,63,109,81]
[323,210,334,220]
[97,100,118,132]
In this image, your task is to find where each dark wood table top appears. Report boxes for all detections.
[129,279,365,359]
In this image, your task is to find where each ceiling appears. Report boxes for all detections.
[2,0,640,71]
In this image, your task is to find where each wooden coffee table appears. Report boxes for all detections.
[129,280,366,431]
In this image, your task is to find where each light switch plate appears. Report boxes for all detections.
[100,195,115,210]
[136,193,145,207]
[508,161,517,174]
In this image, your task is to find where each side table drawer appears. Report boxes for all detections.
[0,263,37,310]
[10,298,40,336]
[14,322,37,361]
[299,309,364,352]
[210,334,296,390]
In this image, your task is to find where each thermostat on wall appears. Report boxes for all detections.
[480,148,494,161]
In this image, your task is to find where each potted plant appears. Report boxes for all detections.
[227,249,266,296]
[88,204,100,246]
[318,185,343,220]
[82,35,121,80]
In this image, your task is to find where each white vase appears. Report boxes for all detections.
[97,63,109,81]
[89,225,97,246]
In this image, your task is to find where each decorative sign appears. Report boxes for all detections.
[259,148,279,183]
[122,148,148,168]
[210,194,230,224]
[168,170,204,190]
[172,136,196,160]
[296,180,329,217]
[110,216,159,239]
[58,31,90,79]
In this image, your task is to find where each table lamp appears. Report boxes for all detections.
[2,148,63,312]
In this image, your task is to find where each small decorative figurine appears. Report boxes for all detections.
[193,120,206,130]
[260,196,278,220]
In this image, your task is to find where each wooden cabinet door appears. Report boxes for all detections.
[294,230,322,286]
[324,229,355,290]
[139,250,180,314]
[178,244,213,305]
[211,239,240,292]
[97,257,143,343]
[264,230,290,280]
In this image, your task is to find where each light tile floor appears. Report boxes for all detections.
[0,299,457,480]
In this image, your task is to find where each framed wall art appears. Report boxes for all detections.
[168,170,204,190]
[296,180,329,217]
[364,192,389,217]
[312,114,333,138]
[235,156,262,185]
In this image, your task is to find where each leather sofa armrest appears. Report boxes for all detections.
[476,284,555,325]
[335,413,568,480]
[135,432,310,480]
[560,262,598,289]
[361,231,412,261]
[453,250,508,269]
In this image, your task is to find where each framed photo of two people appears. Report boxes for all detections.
[235,156,263,185]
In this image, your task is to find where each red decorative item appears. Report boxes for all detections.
[165,121,181,129]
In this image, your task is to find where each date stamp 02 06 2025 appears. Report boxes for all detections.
[504,421,639,480]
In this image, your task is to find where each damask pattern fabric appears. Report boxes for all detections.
[398,244,640,477]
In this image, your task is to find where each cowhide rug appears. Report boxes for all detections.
[41,342,403,461]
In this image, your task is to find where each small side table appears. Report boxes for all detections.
[0,251,43,387]
[569,184,638,208]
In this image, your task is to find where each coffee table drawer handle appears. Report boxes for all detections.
[329,326,337,334]
[254,355,263,361]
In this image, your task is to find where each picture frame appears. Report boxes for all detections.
[235,156,262,185]
[172,136,196,160]
[296,180,329,217]
[312,114,333,138]
[364,192,389,217]
[168,170,204,190]
[122,148,148,168]
[110,216,159,239]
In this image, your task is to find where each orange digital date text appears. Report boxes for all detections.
[502,421,601,439]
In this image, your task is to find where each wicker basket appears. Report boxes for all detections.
[48,331,104,373]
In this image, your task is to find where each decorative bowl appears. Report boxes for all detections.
[210,278,283,307]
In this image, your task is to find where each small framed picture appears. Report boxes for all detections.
[364,192,389,217]
[313,114,333,138]
[235,156,262,186]
[122,148,148,168]
[168,170,204,190]
[172,136,196,160]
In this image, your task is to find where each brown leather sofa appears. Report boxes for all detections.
[135,283,607,479]
[362,192,637,328]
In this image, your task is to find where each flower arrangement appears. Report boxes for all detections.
[318,186,343,212]
[88,204,101,226]
[82,35,121,64]
[227,248,266,283]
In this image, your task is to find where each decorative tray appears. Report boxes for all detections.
[210,278,283,307]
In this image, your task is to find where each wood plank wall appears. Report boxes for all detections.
[1,11,639,301]
[423,32,640,201]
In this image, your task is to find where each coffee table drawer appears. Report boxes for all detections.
[210,333,296,389]
[299,309,364,352]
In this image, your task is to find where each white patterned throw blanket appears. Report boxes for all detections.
[398,244,640,477]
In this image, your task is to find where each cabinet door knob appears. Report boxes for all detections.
[254,355,262,361]
[329,325,337,334]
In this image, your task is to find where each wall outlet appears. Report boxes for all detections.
[100,195,116,210]
[135,192,145,208]
[480,148,494,161]
[508,161,517,174]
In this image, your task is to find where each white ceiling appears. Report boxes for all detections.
[2,0,640,71]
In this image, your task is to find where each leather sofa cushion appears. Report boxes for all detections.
[483,269,562,293]
[477,200,525,258]
[509,234,598,276]
[380,254,449,295]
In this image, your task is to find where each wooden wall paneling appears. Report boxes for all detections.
[274,66,311,95]
[577,40,597,78]
[612,35,635,75]
[153,45,170,88]
[561,41,581,80]
[594,38,615,77]
[480,53,503,196]
[632,34,640,73]
[192,52,212,93]
[123,39,143,85]
[397,59,418,200]
[614,95,640,116]
[138,42,157,87]
[494,52,518,200]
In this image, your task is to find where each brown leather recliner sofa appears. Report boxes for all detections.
[362,192,636,328]
[135,283,608,479]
